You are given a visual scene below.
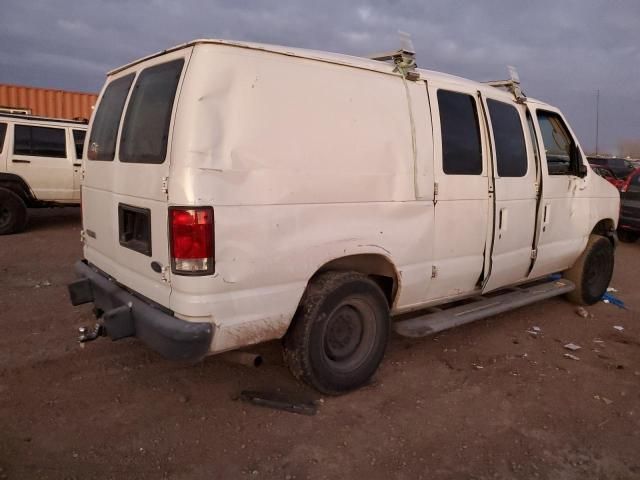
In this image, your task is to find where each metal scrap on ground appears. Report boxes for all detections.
[239,390,318,416]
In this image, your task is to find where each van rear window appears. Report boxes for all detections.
[88,74,134,161]
[119,59,184,164]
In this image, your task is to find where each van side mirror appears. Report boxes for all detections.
[570,143,587,177]
[577,163,588,178]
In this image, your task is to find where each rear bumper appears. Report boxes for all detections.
[68,260,213,362]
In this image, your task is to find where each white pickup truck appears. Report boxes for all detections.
[0,114,86,234]
[69,39,619,394]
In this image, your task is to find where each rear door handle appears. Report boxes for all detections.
[12,159,31,164]
[73,163,82,167]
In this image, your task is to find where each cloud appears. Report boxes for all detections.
[0,0,638,152]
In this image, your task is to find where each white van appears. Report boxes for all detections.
[0,114,86,234]
[69,39,619,394]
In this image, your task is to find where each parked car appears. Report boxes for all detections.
[588,156,635,179]
[618,167,640,242]
[68,39,619,394]
[591,165,626,190]
[0,113,86,234]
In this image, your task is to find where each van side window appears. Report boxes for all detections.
[120,59,184,164]
[0,123,6,153]
[536,111,580,176]
[438,90,482,175]
[487,99,527,177]
[72,129,86,159]
[14,125,67,158]
[88,74,135,161]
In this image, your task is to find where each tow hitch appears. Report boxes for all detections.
[78,323,105,343]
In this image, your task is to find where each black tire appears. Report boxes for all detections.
[0,188,28,235]
[617,229,639,243]
[564,235,614,305]
[283,271,390,395]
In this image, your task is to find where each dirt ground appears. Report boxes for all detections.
[0,208,639,480]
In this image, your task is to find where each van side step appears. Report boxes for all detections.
[394,279,575,338]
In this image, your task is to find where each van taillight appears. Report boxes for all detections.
[169,207,214,275]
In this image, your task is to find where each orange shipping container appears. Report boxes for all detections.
[0,83,98,121]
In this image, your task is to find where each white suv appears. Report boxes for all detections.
[0,114,87,234]
[69,39,619,394]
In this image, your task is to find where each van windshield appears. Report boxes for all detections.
[119,59,184,164]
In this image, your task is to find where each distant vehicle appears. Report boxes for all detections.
[591,165,625,190]
[0,113,86,234]
[618,168,640,243]
[587,156,635,179]
[69,39,619,394]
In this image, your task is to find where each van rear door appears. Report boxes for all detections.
[82,48,191,306]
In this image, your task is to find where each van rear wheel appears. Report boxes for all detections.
[283,271,390,395]
[564,234,614,305]
[0,188,28,235]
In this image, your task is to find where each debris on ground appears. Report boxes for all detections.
[472,363,484,370]
[601,292,625,309]
[613,326,624,332]
[34,280,52,288]
[593,339,604,344]
[574,307,592,319]
[564,353,580,361]
[239,390,318,416]
[607,287,618,293]
[593,394,613,405]
[526,326,541,336]
[564,343,582,352]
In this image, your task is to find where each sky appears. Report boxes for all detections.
[1,0,638,154]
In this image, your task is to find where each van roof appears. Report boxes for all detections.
[0,112,88,126]
[110,38,547,107]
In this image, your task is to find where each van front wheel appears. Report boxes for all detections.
[283,271,390,395]
[564,235,614,305]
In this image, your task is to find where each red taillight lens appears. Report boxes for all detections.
[169,207,214,275]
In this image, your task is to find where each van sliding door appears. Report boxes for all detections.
[426,84,491,300]
[480,95,537,292]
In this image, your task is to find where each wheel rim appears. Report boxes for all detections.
[585,245,613,298]
[322,297,377,373]
[0,205,11,230]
